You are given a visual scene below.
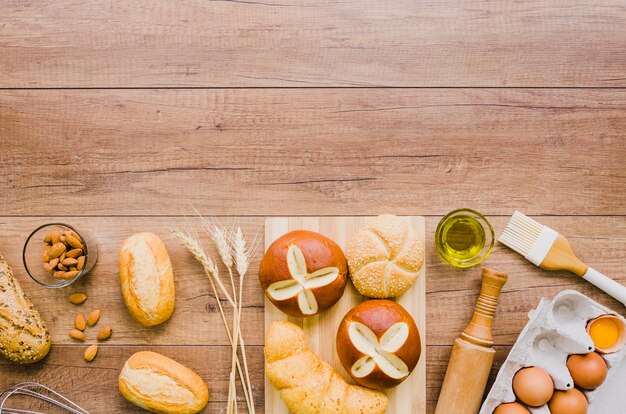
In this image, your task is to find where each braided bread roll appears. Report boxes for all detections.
[265,320,388,414]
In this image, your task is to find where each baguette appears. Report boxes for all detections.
[119,232,175,327]
[119,351,209,414]
[0,254,50,364]
[265,320,388,414]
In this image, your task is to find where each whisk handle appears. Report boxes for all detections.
[583,267,626,308]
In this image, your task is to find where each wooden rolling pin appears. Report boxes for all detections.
[434,268,508,414]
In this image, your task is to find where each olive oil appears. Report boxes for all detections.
[435,209,494,268]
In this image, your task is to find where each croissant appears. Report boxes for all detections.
[265,320,388,414]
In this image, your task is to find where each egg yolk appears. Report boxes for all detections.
[589,318,619,349]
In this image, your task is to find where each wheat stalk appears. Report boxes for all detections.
[172,226,256,414]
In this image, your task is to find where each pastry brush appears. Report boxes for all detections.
[499,211,626,307]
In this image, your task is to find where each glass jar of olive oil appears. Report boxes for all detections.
[435,208,494,268]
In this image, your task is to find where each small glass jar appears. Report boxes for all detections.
[23,222,98,288]
[435,208,494,268]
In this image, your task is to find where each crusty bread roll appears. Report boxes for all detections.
[347,214,424,298]
[259,230,348,317]
[119,351,209,414]
[119,232,175,327]
[0,254,50,364]
[265,320,388,414]
[336,300,421,389]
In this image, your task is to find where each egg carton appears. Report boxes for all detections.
[480,290,626,414]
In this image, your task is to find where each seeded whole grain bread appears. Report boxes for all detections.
[0,254,51,364]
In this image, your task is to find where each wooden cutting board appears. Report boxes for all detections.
[264,216,426,414]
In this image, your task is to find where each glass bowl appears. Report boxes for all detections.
[23,222,98,288]
[435,208,494,268]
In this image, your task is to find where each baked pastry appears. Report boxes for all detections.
[336,300,421,389]
[0,254,50,364]
[259,230,348,317]
[265,320,388,414]
[119,232,175,326]
[347,214,424,298]
[119,351,209,414]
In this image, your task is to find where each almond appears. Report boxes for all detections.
[74,313,86,331]
[43,262,53,273]
[77,256,86,271]
[76,256,85,270]
[57,263,68,271]
[64,234,83,250]
[84,344,98,362]
[60,251,66,262]
[62,257,78,267]
[97,326,112,341]
[53,270,68,278]
[87,309,101,327]
[70,266,77,271]
[64,230,81,240]
[70,329,86,341]
[51,231,62,244]
[66,248,83,258]
[48,242,66,259]
[42,245,51,262]
[64,270,79,279]
[69,293,87,305]
[49,257,60,269]
[43,232,54,243]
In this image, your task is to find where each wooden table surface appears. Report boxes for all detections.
[0,1,625,413]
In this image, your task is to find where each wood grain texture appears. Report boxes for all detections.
[0,215,624,413]
[264,217,426,413]
[1,89,625,216]
[1,1,626,87]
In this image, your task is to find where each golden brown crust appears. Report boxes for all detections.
[336,300,421,389]
[265,321,388,414]
[347,215,424,298]
[259,230,348,317]
[0,255,50,364]
[119,351,209,414]
[119,232,175,327]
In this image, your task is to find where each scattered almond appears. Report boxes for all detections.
[70,329,86,341]
[84,344,98,362]
[97,326,112,341]
[66,248,83,258]
[69,293,87,305]
[74,313,86,331]
[87,309,101,327]
[77,256,86,271]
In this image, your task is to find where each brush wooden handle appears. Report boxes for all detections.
[434,268,508,414]
[583,267,626,307]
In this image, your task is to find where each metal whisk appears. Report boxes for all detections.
[0,382,89,414]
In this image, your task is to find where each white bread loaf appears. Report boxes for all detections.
[119,232,175,327]
[119,351,209,414]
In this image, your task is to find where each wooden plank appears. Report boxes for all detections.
[0,216,623,348]
[1,89,625,216]
[0,344,508,414]
[264,216,426,413]
[1,1,625,87]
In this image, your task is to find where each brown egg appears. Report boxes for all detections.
[567,352,608,390]
[512,366,554,407]
[548,388,588,414]
[493,402,531,414]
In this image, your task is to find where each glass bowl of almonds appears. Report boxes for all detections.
[22,223,98,288]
